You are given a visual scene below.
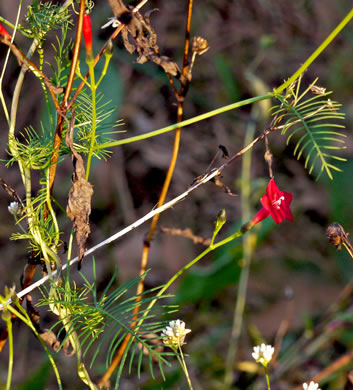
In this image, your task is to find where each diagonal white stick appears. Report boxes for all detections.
[0,166,222,310]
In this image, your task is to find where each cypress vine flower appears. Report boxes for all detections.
[82,13,93,57]
[241,179,293,234]
[251,178,293,225]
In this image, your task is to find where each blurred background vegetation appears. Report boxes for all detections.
[1,0,353,389]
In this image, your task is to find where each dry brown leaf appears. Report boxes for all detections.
[25,295,62,352]
[211,173,237,196]
[107,0,180,77]
[218,144,230,159]
[39,329,61,351]
[65,117,93,270]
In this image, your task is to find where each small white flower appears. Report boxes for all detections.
[8,201,21,217]
[252,343,274,366]
[303,381,321,390]
[161,320,191,348]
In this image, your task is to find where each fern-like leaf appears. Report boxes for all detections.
[39,263,178,388]
[273,77,346,180]
[67,92,125,160]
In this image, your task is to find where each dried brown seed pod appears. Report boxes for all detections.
[326,222,346,249]
[311,85,326,95]
[191,36,209,55]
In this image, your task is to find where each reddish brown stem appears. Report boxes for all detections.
[99,1,194,386]
[67,24,124,111]
[0,37,60,110]
[47,0,86,195]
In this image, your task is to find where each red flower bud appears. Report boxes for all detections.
[0,24,11,41]
[82,14,93,55]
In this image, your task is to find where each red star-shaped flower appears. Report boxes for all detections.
[251,179,293,225]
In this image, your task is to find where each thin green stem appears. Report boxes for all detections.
[7,38,60,277]
[264,366,271,390]
[46,168,60,248]
[95,8,353,153]
[0,1,23,124]
[136,228,245,333]
[96,94,273,149]
[5,315,13,390]
[66,229,74,284]
[0,16,32,38]
[224,108,258,387]
[48,283,97,389]
[275,7,353,94]
[86,57,97,180]
[9,39,39,186]
[96,52,113,88]
[0,297,63,389]
[178,346,193,390]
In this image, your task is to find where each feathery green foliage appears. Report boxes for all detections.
[48,19,73,87]
[40,264,178,387]
[273,76,346,180]
[71,92,124,160]
[25,1,70,43]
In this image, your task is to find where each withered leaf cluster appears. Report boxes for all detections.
[107,0,181,77]
[211,173,237,196]
[66,120,94,270]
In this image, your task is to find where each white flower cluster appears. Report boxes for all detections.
[303,381,321,390]
[252,344,274,367]
[161,320,191,348]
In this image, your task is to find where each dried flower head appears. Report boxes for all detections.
[161,320,191,348]
[303,381,321,390]
[8,201,21,217]
[326,222,346,249]
[252,344,274,367]
[311,85,326,95]
[191,36,209,55]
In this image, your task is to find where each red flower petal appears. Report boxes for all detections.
[260,179,293,224]
[0,24,11,41]
[250,207,270,226]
